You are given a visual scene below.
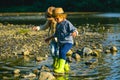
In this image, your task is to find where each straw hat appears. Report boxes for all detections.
[53,7,64,14]
[53,7,67,19]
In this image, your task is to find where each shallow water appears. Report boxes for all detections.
[0,13,120,80]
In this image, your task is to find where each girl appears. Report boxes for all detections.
[32,6,59,68]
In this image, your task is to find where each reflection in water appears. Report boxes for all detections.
[104,53,120,80]
[103,24,120,50]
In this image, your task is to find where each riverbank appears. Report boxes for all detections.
[0,22,111,59]
[0,22,119,79]
[0,23,49,58]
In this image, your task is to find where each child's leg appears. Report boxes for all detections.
[49,41,59,57]
[59,43,73,60]
[50,41,59,67]
[54,43,72,73]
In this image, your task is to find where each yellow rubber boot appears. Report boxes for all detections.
[54,59,65,73]
[52,57,58,68]
[64,62,70,73]
[54,58,59,69]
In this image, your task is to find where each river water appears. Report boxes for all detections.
[0,13,120,80]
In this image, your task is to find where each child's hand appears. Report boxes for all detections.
[32,26,39,31]
[71,31,77,37]
[45,36,54,44]
[45,38,50,44]
[32,26,37,31]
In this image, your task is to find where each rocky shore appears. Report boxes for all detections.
[0,22,117,60]
[0,23,118,79]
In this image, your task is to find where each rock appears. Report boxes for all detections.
[110,46,117,52]
[39,72,55,80]
[72,53,81,61]
[36,56,44,62]
[14,73,20,77]
[82,47,93,56]
[92,49,102,57]
[22,73,36,78]
[13,69,20,74]
[66,50,73,56]
[39,65,51,72]
[22,49,30,56]
[33,69,40,74]
[105,49,111,54]
[67,56,72,63]
[73,40,79,46]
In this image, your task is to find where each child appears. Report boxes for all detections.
[45,7,78,73]
[32,6,59,68]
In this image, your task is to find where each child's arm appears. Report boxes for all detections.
[32,21,50,31]
[45,35,54,43]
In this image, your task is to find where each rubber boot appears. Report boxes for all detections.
[54,58,59,69]
[53,57,59,69]
[52,57,58,68]
[64,62,70,73]
[54,59,65,73]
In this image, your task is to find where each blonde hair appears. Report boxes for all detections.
[45,6,55,18]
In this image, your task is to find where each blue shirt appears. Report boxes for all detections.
[54,19,77,45]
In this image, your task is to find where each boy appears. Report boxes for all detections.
[45,7,78,73]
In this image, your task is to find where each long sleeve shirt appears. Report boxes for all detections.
[54,19,78,45]
[37,20,57,37]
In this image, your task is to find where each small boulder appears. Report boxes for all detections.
[110,46,117,52]
[66,50,73,56]
[13,69,20,74]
